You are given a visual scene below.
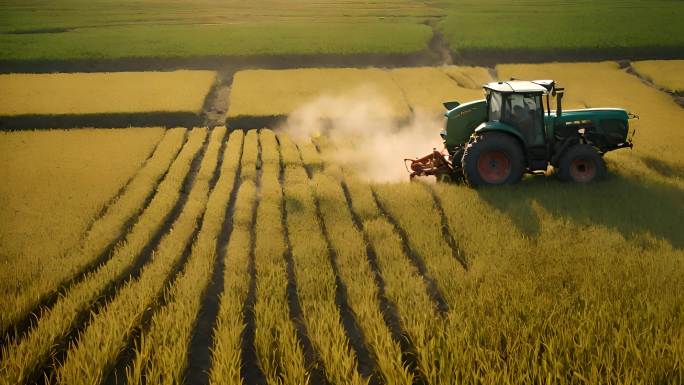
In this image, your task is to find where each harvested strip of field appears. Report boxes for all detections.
[209,131,259,385]
[124,127,241,384]
[0,71,215,116]
[55,127,222,384]
[373,183,466,306]
[311,169,411,384]
[279,135,364,385]
[632,60,684,92]
[253,130,308,385]
[389,66,490,114]
[496,62,684,166]
[0,128,206,385]
[0,127,184,338]
[227,68,410,126]
[342,174,450,384]
[0,127,164,332]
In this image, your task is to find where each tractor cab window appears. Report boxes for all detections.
[488,91,502,121]
[502,93,545,146]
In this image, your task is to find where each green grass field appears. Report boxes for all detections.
[437,0,684,56]
[1,0,683,62]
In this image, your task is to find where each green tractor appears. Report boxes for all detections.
[406,80,636,186]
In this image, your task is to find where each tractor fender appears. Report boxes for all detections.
[474,121,526,143]
[550,136,581,167]
[471,122,526,153]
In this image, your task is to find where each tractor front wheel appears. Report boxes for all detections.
[557,144,606,183]
[462,132,524,187]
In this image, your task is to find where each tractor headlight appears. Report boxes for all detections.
[440,130,447,139]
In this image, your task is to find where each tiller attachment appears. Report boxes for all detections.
[404,148,453,179]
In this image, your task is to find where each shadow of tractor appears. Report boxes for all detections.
[476,172,684,249]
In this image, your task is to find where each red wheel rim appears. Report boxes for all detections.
[569,158,596,182]
[477,150,512,184]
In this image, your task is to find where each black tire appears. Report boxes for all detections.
[461,132,525,187]
[557,144,606,183]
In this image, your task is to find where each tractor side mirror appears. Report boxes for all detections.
[443,101,460,110]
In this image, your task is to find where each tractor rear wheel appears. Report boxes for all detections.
[557,144,606,183]
[462,132,524,187]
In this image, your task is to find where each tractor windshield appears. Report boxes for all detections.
[488,91,502,121]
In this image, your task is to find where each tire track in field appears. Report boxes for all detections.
[423,186,469,271]
[339,181,426,385]
[239,131,267,385]
[0,130,187,349]
[621,60,684,108]
[370,190,450,315]
[183,131,243,385]
[277,136,330,385]
[15,131,210,385]
[297,145,379,385]
[105,128,229,385]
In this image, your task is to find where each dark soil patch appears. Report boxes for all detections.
[226,115,287,131]
[0,52,435,74]
[452,46,684,67]
[5,28,71,34]
[0,112,200,130]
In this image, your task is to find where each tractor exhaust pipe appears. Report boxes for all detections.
[555,87,564,117]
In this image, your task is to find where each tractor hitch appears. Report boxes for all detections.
[404,148,453,179]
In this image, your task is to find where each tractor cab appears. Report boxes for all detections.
[409,79,635,186]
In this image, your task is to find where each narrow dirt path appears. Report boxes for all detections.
[621,60,684,108]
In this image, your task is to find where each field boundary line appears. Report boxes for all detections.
[423,184,469,271]
[621,60,684,108]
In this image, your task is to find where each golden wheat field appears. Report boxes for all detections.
[1,61,683,385]
[0,71,216,116]
[632,60,684,92]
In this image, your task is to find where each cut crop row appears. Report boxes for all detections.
[124,128,243,384]
[373,182,466,308]
[209,130,260,385]
[252,129,308,385]
[310,168,412,385]
[0,128,207,385]
[2,127,186,339]
[278,134,364,385]
[53,127,224,385]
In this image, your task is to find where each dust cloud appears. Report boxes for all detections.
[278,87,444,182]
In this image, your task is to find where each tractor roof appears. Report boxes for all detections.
[484,80,555,94]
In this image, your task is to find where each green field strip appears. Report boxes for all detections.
[279,146,365,385]
[53,127,223,384]
[0,128,207,385]
[311,170,412,385]
[373,183,466,307]
[253,130,308,385]
[0,127,187,339]
[208,131,259,385]
[122,127,241,384]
